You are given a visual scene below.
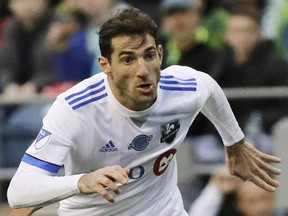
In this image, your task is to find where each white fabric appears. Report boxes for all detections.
[7,162,82,207]
[8,65,244,215]
[188,184,223,216]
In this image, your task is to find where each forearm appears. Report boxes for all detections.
[188,183,223,216]
[200,74,244,146]
[8,207,42,216]
[7,162,83,208]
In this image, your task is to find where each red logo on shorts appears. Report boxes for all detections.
[153,149,177,176]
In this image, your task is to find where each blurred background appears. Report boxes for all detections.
[0,0,288,215]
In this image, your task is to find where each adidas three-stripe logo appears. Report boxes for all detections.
[99,140,118,152]
[159,75,197,91]
[65,79,108,110]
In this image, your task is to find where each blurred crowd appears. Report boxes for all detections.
[0,0,288,215]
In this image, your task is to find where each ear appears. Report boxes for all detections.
[98,56,111,75]
[157,45,164,65]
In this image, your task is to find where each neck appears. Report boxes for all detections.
[108,77,154,111]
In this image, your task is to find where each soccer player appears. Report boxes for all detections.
[7,8,281,216]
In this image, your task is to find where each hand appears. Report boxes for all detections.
[47,22,77,51]
[225,139,281,192]
[211,166,242,194]
[77,165,130,203]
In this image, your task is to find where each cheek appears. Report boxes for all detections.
[111,69,135,89]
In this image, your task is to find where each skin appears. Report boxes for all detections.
[211,167,275,216]
[161,9,200,51]
[9,0,48,29]
[8,207,41,216]
[237,181,275,216]
[211,166,242,194]
[99,34,163,111]
[224,14,261,64]
[76,0,114,26]
[226,139,281,192]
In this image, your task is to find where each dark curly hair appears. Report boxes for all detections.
[98,8,159,61]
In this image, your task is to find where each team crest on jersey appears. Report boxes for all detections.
[128,134,153,151]
[34,128,52,150]
[160,120,180,144]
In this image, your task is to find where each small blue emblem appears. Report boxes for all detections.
[36,128,51,143]
[128,134,153,151]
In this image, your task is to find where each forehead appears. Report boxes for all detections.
[111,34,157,54]
[228,15,258,28]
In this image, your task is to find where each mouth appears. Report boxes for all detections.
[137,83,153,94]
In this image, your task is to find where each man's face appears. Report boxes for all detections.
[161,9,200,42]
[225,15,261,54]
[77,0,113,19]
[9,0,47,22]
[99,34,163,111]
[237,181,275,216]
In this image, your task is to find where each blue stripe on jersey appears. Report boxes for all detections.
[159,75,197,91]
[160,86,197,91]
[68,86,106,105]
[159,80,197,85]
[65,79,108,110]
[22,153,61,173]
[160,75,196,81]
[65,79,105,100]
[71,92,108,110]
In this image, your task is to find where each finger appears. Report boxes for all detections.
[96,185,115,203]
[115,166,130,178]
[231,161,279,188]
[100,177,120,194]
[256,157,282,175]
[253,166,280,188]
[245,161,280,190]
[107,172,128,185]
[124,167,130,175]
[248,174,277,192]
[106,167,130,185]
[257,151,282,163]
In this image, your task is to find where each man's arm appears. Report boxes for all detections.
[7,162,82,208]
[8,207,41,216]
[198,72,281,191]
[8,162,130,208]
[188,166,242,216]
[226,139,281,192]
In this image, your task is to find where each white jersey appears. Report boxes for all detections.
[8,65,244,215]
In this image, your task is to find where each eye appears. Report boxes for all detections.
[121,56,133,64]
[145,52,156,61]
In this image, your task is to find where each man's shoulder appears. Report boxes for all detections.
[160,65,214,95]
[159,65,203,94]
[161,65,201,79]
[57,73,108,110]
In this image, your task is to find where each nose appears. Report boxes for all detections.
[136,58,149,77]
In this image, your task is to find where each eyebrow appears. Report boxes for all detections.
[118,46,157,57]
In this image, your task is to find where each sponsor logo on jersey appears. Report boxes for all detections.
[34,128,52,150]
[99,140,118,152]
[160,120,180,144]
[128,134,153,151]
[153,149,177,176]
